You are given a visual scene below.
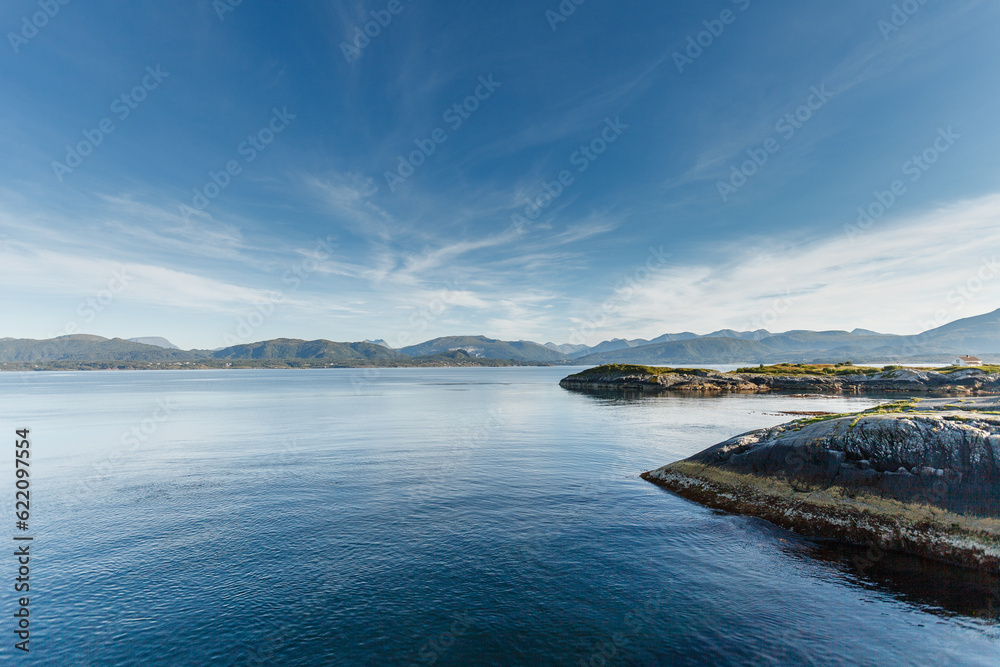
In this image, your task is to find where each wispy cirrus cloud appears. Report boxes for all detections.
[0,240,287,314]
[306,172,399,242]
[601,192,1000,340]
[664,0,988,192]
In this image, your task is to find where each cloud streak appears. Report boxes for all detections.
[603,193,1000,340]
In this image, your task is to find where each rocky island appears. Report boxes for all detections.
[642,397,1000,571]
[561,364,1000,571]
[560,362,1000,395]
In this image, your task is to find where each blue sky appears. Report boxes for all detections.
[2,0,999,349]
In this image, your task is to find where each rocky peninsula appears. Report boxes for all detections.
[641,397,1000,571]
[560,363,1000,395]
[560,364,1000,570]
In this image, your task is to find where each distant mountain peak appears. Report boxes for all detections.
[704,329,773,341]
[128,336,180,350]
[399,335,566,362]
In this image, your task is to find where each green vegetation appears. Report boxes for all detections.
[934,365,1000,375]
[0,350,550,372]
[735,363,885,376]
[574,362,1000,381]
[568,364,706,378]
[575,362,908,379]
[848,399,923,427]
[792,412,852,428]
[781,399,926,431]
[0,336,561,371]
[0,336,201,363]
[745,363,1000,376]
[859,398,922,415]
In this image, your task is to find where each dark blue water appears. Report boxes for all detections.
[1,367,997,665]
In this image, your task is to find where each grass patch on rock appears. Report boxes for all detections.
[568,364,707,379]
[734,363,884,376]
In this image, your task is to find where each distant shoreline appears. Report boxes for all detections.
[0,359,560,372]
[5,360,996,374]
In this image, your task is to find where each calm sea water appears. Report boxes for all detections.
[0,367,997,666]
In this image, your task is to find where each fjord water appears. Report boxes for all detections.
[2,368,998,666]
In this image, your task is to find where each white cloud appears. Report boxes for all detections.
[306,172,398,241]
[96,195,255,262]
[0,241,292,314]
[582,193,1000,341]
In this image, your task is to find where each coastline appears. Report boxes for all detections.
[639,397,1000,572]
[643,461,1000,572]
[560,363,1000,395]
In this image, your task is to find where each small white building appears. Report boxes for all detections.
[954,355,983,366]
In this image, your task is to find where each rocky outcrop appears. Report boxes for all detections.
[560,366,1000,395]
[642,397,1000,571]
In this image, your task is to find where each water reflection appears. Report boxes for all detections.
[806,540,1000,623]
[595,383,1000,626]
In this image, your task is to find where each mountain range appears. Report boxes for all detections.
[3,308,1000,367]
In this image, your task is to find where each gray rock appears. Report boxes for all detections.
[561,366,1000,395]
[642,397,1000,571]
